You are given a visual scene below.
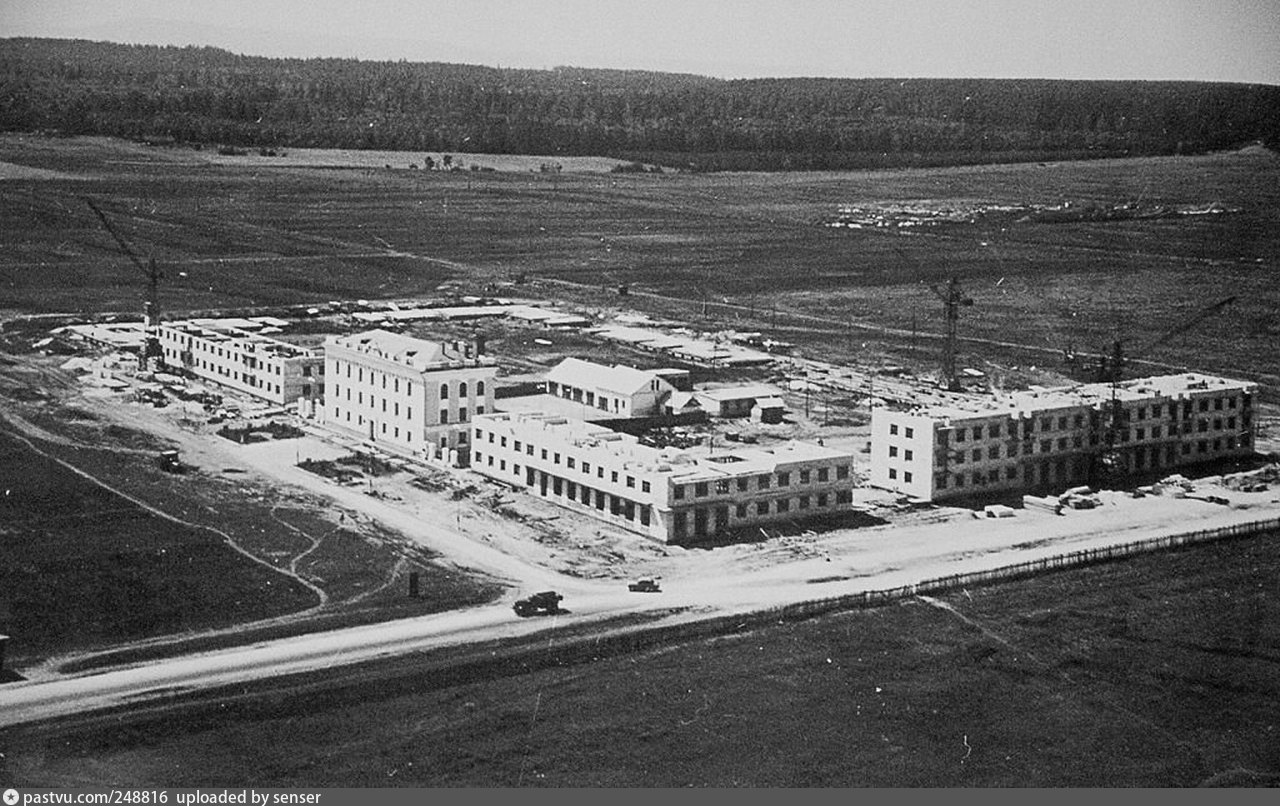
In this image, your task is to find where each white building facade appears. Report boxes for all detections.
[471,411,857,544]
[158,320,324,405]
[544,358,676,418]
[323,330,496,464]
[871,373,1258,501]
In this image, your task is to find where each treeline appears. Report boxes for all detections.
[2,38,1278,170]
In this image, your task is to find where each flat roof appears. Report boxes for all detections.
[886,372,1258,424]
[475,411,852,481]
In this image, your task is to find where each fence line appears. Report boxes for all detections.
[759,515,1280,625]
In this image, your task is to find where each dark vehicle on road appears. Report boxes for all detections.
[513,591,563,617]
[628,578,661,593]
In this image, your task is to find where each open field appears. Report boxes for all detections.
[2,133,1279,785]
[0,350,502,671]
[4,531,1278,787]
[1,134,1277,392]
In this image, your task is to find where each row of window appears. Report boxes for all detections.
[473,429,656,493]
[477,458,656,527]
[919,435,1246,493]
[331,359,489,401]
[165,350,286,396]
[670,491,855,537]
[672,465,851,499]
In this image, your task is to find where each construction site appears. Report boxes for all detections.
[1,135,1278,786]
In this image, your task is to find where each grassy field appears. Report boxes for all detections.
[4,531,1277,787]
[0,359,502,669]
[1,134,1277,391]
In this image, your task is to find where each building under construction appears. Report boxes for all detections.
[158,319,325,406]
[870,373,1257,502]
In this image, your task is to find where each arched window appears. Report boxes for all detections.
[440,383,449,399]
[459,382,468,397]
[477,381,486,396]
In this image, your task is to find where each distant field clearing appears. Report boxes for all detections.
[0,160,85,180]
[194,146,634,173]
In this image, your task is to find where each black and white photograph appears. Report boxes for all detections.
[1,0,1278,789]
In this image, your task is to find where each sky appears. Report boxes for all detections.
[2,0,1278,84]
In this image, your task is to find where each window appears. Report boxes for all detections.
[973,426,983,439]
[903,472,913,483]
[991,424,1002,438]
[1007,466,1018,480]
[778,472,790,486]
[695,482,708,497]
[818,493,828,507]
[818,468,829,482]
[836,466,849,480]
[889,446,899,458]
[500,436,507,447]
[756,500,770,515]
[1058,416,1067,429]
[737,478,748,492]
[1040,439,1050,453]
[1057,438,1067,450]
[716,479,730,494]
[477,381,485,396]
[674,512,687,535]
[642,480,650,493]
[488,432,495,443]
[889,424,899,435]
[553,452,561,464]
[459,382,468,398]
[799,495,811,509]
[956,429,966,443]
[758,475,771,489]
[611,471,619,483]
[541,449,548,459]
[459,407,467,422]
[440,411,449,424]
[777,498,790,512]
[800,470,811,484]
[567,457,575,469]
[972,450,981,462]
[936,475,949,490]
[627,476,636,488]
[1214,398,1223,411]
[888,468,898,480]
[905,449,914,461]
[582,462,590,473]
[987,446,998,460]
[904,427,914,438]
[674,485,685,499]
[440,384,449,399]
[736,503,748,518]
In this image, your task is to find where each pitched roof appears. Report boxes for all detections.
[547,357,667,396]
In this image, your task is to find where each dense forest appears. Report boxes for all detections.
[2,38,1278,170]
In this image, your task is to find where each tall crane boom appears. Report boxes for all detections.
[85,198,164,368]
[929,276,974,391]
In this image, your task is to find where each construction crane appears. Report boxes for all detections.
[1086,295,1237,485]
[85,199,164,370]
[929,276,974,391]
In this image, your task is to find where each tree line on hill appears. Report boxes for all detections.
[2,38,1278,171]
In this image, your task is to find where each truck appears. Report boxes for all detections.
[156,449,183,473]
[513,591,563,617]
[628,578,661,593]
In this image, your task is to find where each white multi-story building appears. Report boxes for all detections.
[471,411,857,544]
[323,330,497,464]
[158,320,324,405]
[871,373,1258,501]
[544,358,677,418]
